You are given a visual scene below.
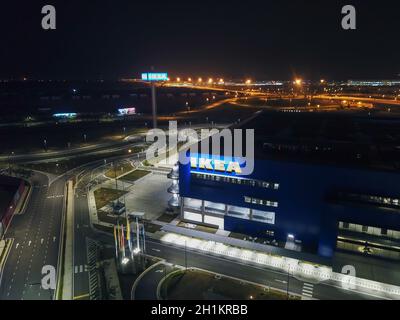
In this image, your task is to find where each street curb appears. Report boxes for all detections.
[16,182,32,215]
[55,182,68,300]
[131,260,165,300]
[156,268,183,300]
[0,238,14,288]
[156,266,303,300]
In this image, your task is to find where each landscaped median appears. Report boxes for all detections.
[105,162,135,179]
[118,169,150,183]
[93,187,128,210]
[158,268,299,300]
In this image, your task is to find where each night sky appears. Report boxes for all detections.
[1,0,400,80]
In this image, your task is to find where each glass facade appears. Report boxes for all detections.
[181,197,275,228]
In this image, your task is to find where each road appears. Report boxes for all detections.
[0,172,65,300]
[134,239,383,300]
[132,262,175,300]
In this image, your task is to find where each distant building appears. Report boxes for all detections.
[0,176,26,238]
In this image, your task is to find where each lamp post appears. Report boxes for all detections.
[286,266,290,300]
[185,240,188,270]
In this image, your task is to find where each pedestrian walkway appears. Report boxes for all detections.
[301,282,314,299]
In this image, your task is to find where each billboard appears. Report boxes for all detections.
[118,107,136,116]
[53,113,77,118]
[141,72,168,81]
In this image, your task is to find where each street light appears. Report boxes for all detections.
[294,78,302,86]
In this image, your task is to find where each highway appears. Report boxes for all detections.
[0,172,65,300]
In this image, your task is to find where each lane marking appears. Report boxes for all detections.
[73,293,89,300]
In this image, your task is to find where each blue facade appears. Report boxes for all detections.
[179,155,400,258]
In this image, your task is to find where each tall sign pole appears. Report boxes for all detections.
[141,71,168,129]
[151,83,157,128]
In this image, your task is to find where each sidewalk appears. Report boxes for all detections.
[60,181,74,300]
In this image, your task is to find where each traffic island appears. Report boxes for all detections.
[158,268,300,300]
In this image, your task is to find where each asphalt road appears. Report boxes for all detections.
[0,172,65,300]
[134,239,383,300]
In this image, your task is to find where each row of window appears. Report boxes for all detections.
[191,172,279,190]
[339,221,400,240]
[338,192,400,208]
[183,197,276,224]
[244,196,279,208]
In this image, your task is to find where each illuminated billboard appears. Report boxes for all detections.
[118,107,136,115]
[53,113,77,118]
[141,72,168,81]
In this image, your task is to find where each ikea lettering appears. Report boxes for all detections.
[190,157,242,174]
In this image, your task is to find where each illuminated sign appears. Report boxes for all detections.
[53,113,77,118]
[141,72,168,81]
[190,157,242,174]
[118,107,136,115]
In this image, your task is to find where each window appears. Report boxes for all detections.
[381,228,388,235]
[227,205,250,219]
[244,196,278,208]
[184,197,202,211]
[362,225,368,233]
[184,211,202,223]
[266,230,275,237]
[204,215,224,229]
[204,200,226,215]
[252,209,275,224]
[343,222,349,229]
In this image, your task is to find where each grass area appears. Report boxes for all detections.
[94,188,128,210]
[119,169,150,182]
[105,162,134,179]
[160,269,298,300]
[157,213,177,223]
[178,221,218,234]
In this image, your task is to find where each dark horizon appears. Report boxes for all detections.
[1,0,400,81]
